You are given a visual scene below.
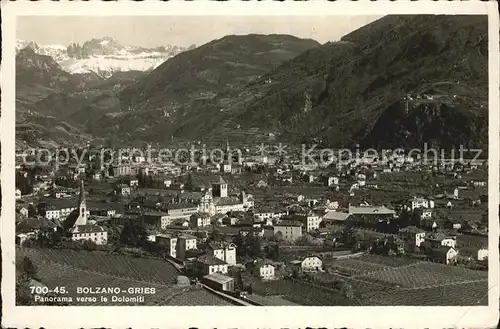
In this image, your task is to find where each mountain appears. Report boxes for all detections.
[15,47,147,148]
[16,37,194,78]
[84,34,320,142]
[165,15,488,150]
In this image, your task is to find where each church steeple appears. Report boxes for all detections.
[75,179,87,226]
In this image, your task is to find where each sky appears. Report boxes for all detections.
[17,15,381,48]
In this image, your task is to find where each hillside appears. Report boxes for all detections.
[171,15,488,150]
[119,34,321,110]
[84,34,320,143]
[16,49,147,148]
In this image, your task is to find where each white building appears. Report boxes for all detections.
[207,242,237,265]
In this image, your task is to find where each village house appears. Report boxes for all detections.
[428,246,458,265]
[143,211,171,229]
[273,220,303,241]
[189,213,211,228]
[156,233,178,258]
[291,256,323,272]
[15,188,22,200]
[196,255,229,275]
[252,259,276,280]
[398,226,426,251]
[166,203,199,220]
[116,184,131,196]
[409,196,434,210]
[459,246,489,261]
[176,233,198,260]
[207,241,237,265]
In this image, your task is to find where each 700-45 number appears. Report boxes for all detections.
[30,286,67,294]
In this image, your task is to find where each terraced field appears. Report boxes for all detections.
[22,248,179,284]
[17,247,233,306]
[318,254,488,305]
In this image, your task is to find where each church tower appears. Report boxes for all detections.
[212,176,228,198]
[75,179,87,226]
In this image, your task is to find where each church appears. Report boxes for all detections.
[199,176,254,216]
[64,180,108,245]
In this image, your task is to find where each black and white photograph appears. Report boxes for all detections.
[2,1,499,328]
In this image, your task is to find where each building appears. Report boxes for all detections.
[398,226,426,250]
[291,256,323,272]
[190,213,211,228]
[207,242,237,265]
[15,188,22,200]
[196,255,228,275]
[65,180,108,245]
[166,203,199,220]
[112,164,132,177]
[116,184,131,196]
[322,211,350,226]
[409,197,434,210]
[143,211,171,229]
[212,176,228,198]
[176,233,198,260]
[273,220,303,242]
[429,247,458,265]
[253,260,275,280]
[203,273,235,292]
[156,233,178,258]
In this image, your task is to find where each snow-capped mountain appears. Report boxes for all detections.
[16,37,195,78]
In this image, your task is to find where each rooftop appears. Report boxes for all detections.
[348,205,395,216]
[203,272,234,285]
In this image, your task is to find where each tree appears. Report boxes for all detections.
[265,243,280,261]
[120,221,148,247]
[184,173,195,192]
[82,239,97,251]
[22,256,38,280]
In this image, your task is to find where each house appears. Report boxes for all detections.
[196,255,228,275]
[143,211,171,229]
[207,242,237,265]
[18,206,29,217]
[176,233,198,260]
[273,220,303,241]
[253,259,276,280]
[322,211,350,225]
[398,226,426,251]
[459,247,488,261]
[327,176,339,187]
[92,172,102,181]
[156,233,178,258]
[409,196,434,210]
[202,272,235,292]
[189,213,211,228]
[425,234,456,249]
[15,188,22,200]
[428,246,458,265]
[166,203,199,220]
[116,184,131,196]
[292,256,323,272]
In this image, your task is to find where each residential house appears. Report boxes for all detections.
[292,256,323,272]
[196,255,228,275]
[15,188,22,200]
[143,211,171,229]
[116,184,131,196]
[398,226,426,251]
[252,259,276,280]
[428,246,458,265]
[189,213,211,228]
[156,233,178,258]
[176,233,198,260]
[207,241,237,265]
[273,220,303,242]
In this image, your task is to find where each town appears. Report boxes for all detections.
[15,142,489,306]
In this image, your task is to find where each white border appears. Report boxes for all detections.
[1,1,499,328]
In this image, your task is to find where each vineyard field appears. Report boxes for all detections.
[17,247,234,306]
